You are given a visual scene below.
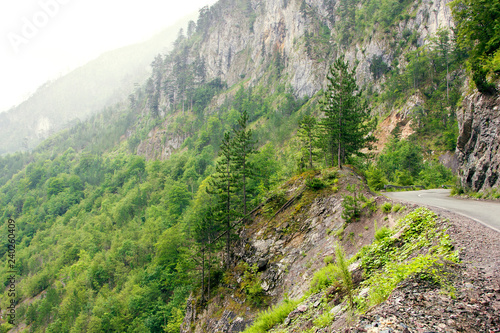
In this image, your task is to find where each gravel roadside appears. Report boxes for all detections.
[352,202,500,333]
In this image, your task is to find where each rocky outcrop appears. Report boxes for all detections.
[456,88,500,192]
[136,117,188,160]
[181,169,401,333]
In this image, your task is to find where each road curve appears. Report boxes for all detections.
[384,189,500,233]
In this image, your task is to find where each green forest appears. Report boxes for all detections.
[0,0,498,332]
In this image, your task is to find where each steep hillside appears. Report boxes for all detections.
[130,0,464,188]
[136,0,499,192]
[179,170,500,332]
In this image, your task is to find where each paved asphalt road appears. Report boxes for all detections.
[384,189,500,233]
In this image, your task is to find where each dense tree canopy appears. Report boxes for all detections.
[451,0,500,93]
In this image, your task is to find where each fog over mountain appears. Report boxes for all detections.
[0,15,192,154]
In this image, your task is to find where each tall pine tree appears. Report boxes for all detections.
[320,56,375,168]
[232,110,257,220]
[297,115,319,169]
[208,132,237,268]
[193,205,221,302]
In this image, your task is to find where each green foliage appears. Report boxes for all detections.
[377,137,423,181]
[333,243,354,309]
[297,115,320,169]
[369,55,390,80]
[392,203,404,213]
[360,207,456,274]
[313,310,334,328]
[306,177,326,190]
[341,185,369,222]
[374,226,392,241]
[353,0,414,41]
[190,78,227,116]
[365,165,387,191]
[240,263,266,307]
[451,0,500,93]
[341,194,362,222]
[358,208,458,308]
[320,56,376,168]
[361,198,377,214]
[380,202,392,213]
[0,148,209,332]
[366,254,439,306]
[0,2,472,330]
[418,161,454,188]
[242,298,301,333]
[323,255,334,265]
[262,189,288,217]
[373,136,454,188]
[310,264,337,294]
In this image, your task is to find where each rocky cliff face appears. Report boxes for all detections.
[456,87,500,192]
[141,0,455,160]
[198,0,454,94]
[167,0,454,98]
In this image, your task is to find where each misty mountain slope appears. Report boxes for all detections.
[0,0,498,332]
[0,16,193,155]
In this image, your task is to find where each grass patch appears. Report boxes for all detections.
[313,310,334,328]
[242,298,301,333]
[392,203,404,212]
[309,264,337,294]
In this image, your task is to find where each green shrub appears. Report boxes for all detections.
[374,226,392,241]
[418,161,454,188]
[306,177,326,190]
[366,254,440,307]
[359,208,458,308]
[0,323,14,333]
[395,170,413,186]
[362,198,378,213]
[241,263,266,307]
[341,194,362,222]
[366,166,387,191]
[381,202,392,213]
[322,170,339,181]
[310,264,337,294]
[392,203,403,212]
[334,243,354,309]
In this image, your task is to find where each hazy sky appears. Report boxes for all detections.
[0,0,218,112]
